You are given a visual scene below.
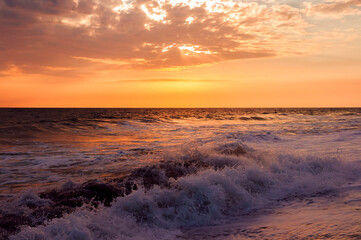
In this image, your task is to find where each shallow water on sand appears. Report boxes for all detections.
[180,181,361,239]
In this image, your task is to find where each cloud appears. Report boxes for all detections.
[304,0,361,18]
[3,0,77,14]
[0,0,311,76]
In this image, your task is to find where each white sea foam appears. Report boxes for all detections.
[10,143,361,240]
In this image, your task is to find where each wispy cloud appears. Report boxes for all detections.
[304,0,361,18]
[73,57,128,66]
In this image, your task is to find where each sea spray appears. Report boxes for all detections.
[6,142,361,240]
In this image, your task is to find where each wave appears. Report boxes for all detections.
[2,142,360,240]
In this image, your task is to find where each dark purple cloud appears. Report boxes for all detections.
[4,0,76,14]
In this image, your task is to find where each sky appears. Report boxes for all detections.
[0,0,360,107]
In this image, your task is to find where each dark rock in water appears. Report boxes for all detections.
[54,197,86,208]
[0,214,31,239]
[40,180,126,208]
[83,180,123,206]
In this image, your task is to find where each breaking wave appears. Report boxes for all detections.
[2,142,360,240]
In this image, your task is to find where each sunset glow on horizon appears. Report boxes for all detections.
[0,0,360,107]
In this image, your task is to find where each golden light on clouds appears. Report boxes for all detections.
[0,0,360,107]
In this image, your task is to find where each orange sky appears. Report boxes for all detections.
[0,0,360,107]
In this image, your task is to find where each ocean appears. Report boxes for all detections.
[0,108,360,239]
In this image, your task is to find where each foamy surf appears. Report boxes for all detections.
[4,142,361,240]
